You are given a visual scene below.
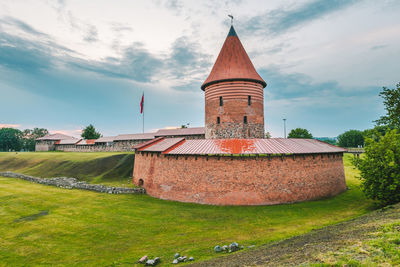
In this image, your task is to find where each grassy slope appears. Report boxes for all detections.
[0,152,134,187]
[192,203,400,267]
[0,154,374,266]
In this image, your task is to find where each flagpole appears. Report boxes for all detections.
[142,92,144,134]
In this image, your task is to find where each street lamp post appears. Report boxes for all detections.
[283,119,287,138]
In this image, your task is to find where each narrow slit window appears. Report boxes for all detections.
[248,95,251,106]
[219,96,223,106]
[217,117,220,124]
[244,116,248,124]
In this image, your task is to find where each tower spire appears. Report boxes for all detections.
[201,24,266,90]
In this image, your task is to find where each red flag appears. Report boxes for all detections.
[140,93,144,114]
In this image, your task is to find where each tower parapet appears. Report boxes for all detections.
[202,26,266,139]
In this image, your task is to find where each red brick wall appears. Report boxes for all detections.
[133,152,346,205]
[205,81,264,139]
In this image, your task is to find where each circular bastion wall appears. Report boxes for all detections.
[132,152,347,206]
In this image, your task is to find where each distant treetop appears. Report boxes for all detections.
[81,124,101,140]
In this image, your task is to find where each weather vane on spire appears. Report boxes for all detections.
[228,14,234,25]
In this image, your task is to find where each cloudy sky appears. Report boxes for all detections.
[0,0,399,138]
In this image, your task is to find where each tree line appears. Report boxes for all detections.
[0,128,48,152]
[0,124,102,152]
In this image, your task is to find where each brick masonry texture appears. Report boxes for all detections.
[133,152,346,205]
[205,81,265,139]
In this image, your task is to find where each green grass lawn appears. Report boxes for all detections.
[0,152,134,187]
[0,153,373,266]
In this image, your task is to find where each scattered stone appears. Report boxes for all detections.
[139,255,148,264]
[172,259,179,264]
[229,242,240,252]
[189,257,194,261]
[145,259,155,266]
[154,257,160,264]
[174,253,180,259]
[247,245,256,248]
[182,256,187,262]
[241,245,244,249]
[222,245,228,251]
[214,245,222,252]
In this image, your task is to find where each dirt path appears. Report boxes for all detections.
[190,203,400,266]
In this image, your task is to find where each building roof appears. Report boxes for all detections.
[76,139,96,145]
[55,139,81,145]
[154,127,205,137]
[95,136,116,143]
[136,138,346,155]
[201,26,266,90]
[36,133,77,141]
[114,133,155,141]
[140,138,185,152]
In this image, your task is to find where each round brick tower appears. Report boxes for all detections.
[202,26,267,139]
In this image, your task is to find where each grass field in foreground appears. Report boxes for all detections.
[0,152,134,187]
[0,154,373,266]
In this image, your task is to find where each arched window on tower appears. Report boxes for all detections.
[219,96,223,106]
[248,95,251,106]
[217,117,220,124]
[244,116,248,124]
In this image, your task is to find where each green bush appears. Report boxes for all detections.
[353,129,400,205]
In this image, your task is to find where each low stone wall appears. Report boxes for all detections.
[133,152,346,205]
[54,140,152,152]
[0,171,145,194]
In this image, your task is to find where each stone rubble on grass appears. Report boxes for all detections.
[171,253,194,264]
[215,242,244,253]
[214,245,222,252]
[139,255,148,264]
[145,259,155,266]
[138,255,160,266]
[229,242,239,252]
[0,171,145,194]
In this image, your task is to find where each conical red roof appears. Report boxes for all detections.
[201,26,266,90]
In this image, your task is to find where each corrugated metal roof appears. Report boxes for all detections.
[95,136,116,143]
[76,139,96,145]
[155,127,205,137]
[114,133,155,141]
[134,137,164,150]
[140,138,185,152]
[36,133,76,141]
[201,26,266,90]
[164,138,346,155]
[56,139,81,145]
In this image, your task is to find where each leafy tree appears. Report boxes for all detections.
[265,132,271,138]
[353,129,400,205]
[337,129,364,148]
[375,82,400,129]
[363,125,389,142]
[287,128,313,139]
[0,128,23,151]
[81,124,101,139]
